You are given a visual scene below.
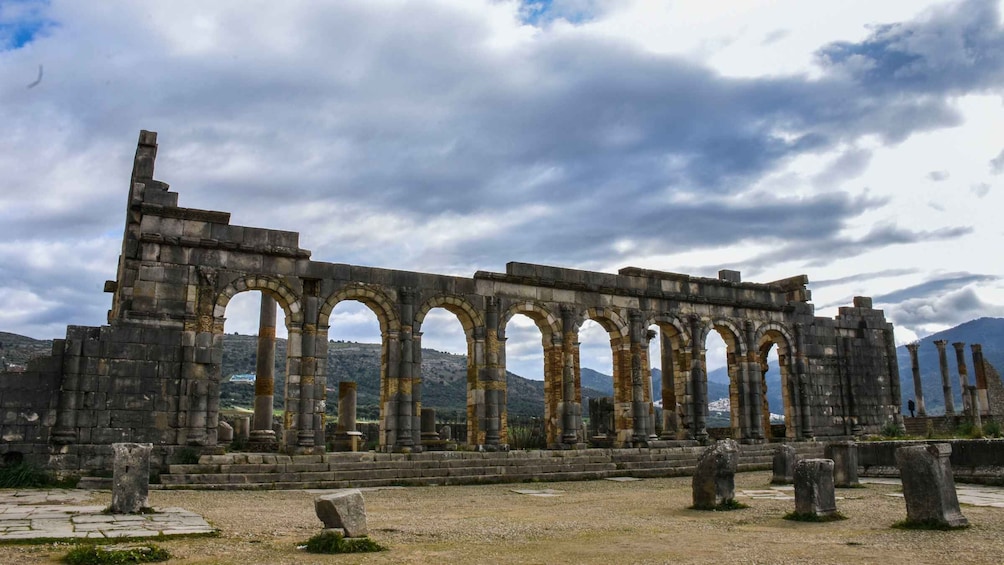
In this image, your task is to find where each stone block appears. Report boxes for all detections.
[895,443,968,528]
[794,458,837,517]
[824,441,859,487]
[315,489,368,537]
[110,442,152,514]
[771,444,796,485]
[218,421,234,442]
[691,439,738,509]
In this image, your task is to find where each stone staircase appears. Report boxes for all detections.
[158,443,824,490]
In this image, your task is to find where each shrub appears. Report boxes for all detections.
[983,420,1002,438]
[64,544,170,564]
[0,461,55,488]
[302,531,386,554]
[508,418,546,450]
[880,421,903,438]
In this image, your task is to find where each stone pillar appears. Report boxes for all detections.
[906,342,926,417]
[689,315,708,443]
[934,340,955,416]
[795,323,813,439]
[659,330,679,439]
[972,344,989,416]
[970,385,983,430]
[744,320,764,443]
[884,326,905,434]
[251,294,277,444]
[483,297,504,448]
[412,331,424,449]
[110,442,152,514]
[644,328,659,442]
[629,311,649,445]
[235,416,250,441]
[560,306,580,446]
[421,408,439,443]
[334,381,362,451]
[395,289,415,451]
[691,439,738,510]
[824,441,859,487]
[771,444,797,485]
[794,458,837,519]
[953,342,971,415]
[218,421,234,443]
[895,443,968,528]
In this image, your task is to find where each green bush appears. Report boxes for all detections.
[64,544,170,564]
[508,418,546,450]
[302,531,386,554]
[983,420,1002,438]
[880,421,903,438]
[0,461,57,488]
[956,421,983,439]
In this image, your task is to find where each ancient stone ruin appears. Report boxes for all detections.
[691,439,739,510]
[0,131,906,473]
[793,458,837,519]
[895,443,968,528]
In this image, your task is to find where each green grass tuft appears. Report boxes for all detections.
[302,531,386,554]
[783,511,847,522]
[63,544,170,564]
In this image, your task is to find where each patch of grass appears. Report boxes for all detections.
[691,498,749,511]
[879,421,904,438]
[0,461,75,488]
[983,420,1002,438]
[783,511,847,522]
[301,531,386,554]
[892,519,969,531]
[63,544,170,564]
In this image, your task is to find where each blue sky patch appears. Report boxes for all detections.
[1,1,53,50]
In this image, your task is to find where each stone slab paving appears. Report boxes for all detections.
[865,478,1004,508]
[0,490,215,541]
[510,489,564,497]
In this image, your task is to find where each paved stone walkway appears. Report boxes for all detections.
[739,479,1004,508]
[0,490,214,541]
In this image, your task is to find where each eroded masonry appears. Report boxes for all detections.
[1,131,906,472]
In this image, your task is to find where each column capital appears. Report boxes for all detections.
[933,339,948,348]
[906,342,919,353]
[952,341,966,351]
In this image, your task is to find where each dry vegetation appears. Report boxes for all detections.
[3,471,1004,564]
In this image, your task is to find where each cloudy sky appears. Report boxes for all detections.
[2,0,1003,380]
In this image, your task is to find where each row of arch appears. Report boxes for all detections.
[208,275,814,451]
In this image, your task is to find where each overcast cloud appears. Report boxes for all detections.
[2,0,1003,378]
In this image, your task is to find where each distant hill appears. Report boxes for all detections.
[0,332,52,367]
[895,317,1004,415]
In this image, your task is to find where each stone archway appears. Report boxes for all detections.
[756,321,799,440]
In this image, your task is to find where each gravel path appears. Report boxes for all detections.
[2,471,1003,564]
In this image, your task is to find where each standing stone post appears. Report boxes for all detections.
[659,330,679,439]
[110,442,152,514]
[824,441,859,487]
[689,315,708,443]
[315,489,369,538]
[953,342,971,415]
[691,439,738,509]
[483,297,503,448]
[396,289,416,451]
[251,294,277,445]
[894,443,968,528]
[629,310,649,445]
[970,385,983,430]
[235,416,250,441]
[560,306,581,446]
[793,458,837,518]
[795,323,814,439]
[421,407,439,444]
[334,381,362,451]
[934,340,955,416]
[972,344,989,417]
[906,343,926,417]
[771,444,797,485]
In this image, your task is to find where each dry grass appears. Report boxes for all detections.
[4,471,1004,564]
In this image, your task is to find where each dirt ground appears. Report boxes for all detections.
[3,471,1004,564]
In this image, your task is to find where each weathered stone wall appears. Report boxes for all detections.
[0,131,904,473]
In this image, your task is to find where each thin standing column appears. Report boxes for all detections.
[953,342,971,415]
[906,343,926,417]
[933,340,955,416]
[972,344,989,417]
[251,294,277,443]
[629,311,648,445]
[689,315,708,443]
[560,306,579,445]
[659,330,678,439]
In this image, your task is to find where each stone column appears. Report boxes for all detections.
[421,408,439,443]
[953,342,971,415]
[906,343,926,417]
[933,340,955,416]
[795,323,813,439]
[334,381,362,451]
[644,329,658,441]
[412,331,424,448]
[744,320,764,443]
[629,310,649,445]
[689,315,708,443]
[111,443,152,514]
[484,297,504,448]
[560,306,580,446]
[970,386,983,430]
[251,294,277,443]
[972,344,989,417]
[659,330,679,439]
[396,289,416,451]
[884,326,905,434]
